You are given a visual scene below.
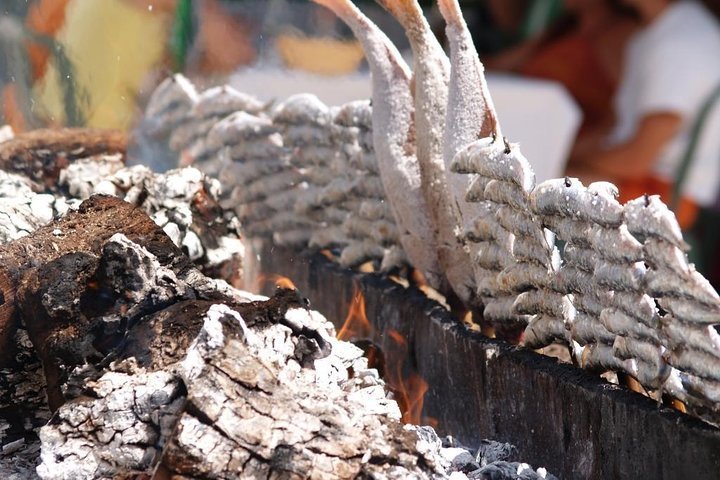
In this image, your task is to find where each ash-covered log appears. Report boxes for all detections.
[0,129,126,189]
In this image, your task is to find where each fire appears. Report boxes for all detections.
[337,287,437,426]
[256,273,297,291]
[337,285,371,341]
[318,249,335,261]
[384,329,436,427]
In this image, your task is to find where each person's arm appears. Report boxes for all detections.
[566,112,681,183]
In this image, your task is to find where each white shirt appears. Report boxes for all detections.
[610,1,720,205]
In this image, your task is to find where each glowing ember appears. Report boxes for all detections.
[256,273,297,291]
[318,249,335,261]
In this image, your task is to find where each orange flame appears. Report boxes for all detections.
[410,268,429,289]
[256,273,297,291]
[336,288,436,427]
[337,285,371,341]
[319,249,335,261]
[385,329,437,427]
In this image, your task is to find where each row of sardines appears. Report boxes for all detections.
[143,75,404,271]
[143,73,720,423]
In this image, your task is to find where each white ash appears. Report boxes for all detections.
[58,162,243,281]
[0,171,76,244]
[36,367,185,480]
[0,125,14,143]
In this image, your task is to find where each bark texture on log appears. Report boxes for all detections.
[0,195,188,369]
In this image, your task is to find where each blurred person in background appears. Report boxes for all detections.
[567,0,720,230]
[486,0,640,134]
[2,0,256,132]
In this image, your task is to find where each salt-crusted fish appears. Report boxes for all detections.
[476,268,500,297]
[145,73,198,120]
[610,292,657,327]
[226,137,286,161]
[464,204,501,242]
[358,199,394,221]
[377,245,405,270]
[594,261,646,292]
[496,205,545,240]
[666,349,720,382]
[571,312,615,345]
[310,225,349,249]
[340,240,386,267]
[482,179,530,210]
[284,125,335,146]
[452,137,535,192]
[208,111,279,144]
[234,169,305,204]
[642,238,689,276]
[437,0,500,145]
[573,291,609,316]
[562,244,597,273]
[599,308,660,344]
[665,369,720,404]
[661,321,720,358]
[313,0,445,289]
[169,117,220,151]
[589,224,644,263]
[334,99,373,129]
[554,266,594,294]
[483,296,528,323]
[530,177,589,219]
[512,235,553,266]
[496,262,551,292]
[581,343,634,373]
[318,179,358,206]
[646,267,720,306]
[513,290,571,318]
[272,93,332,127]
[658,297,720,324]
[584,181,623,227]
[474,241,511,270]
[343,216,398,245]
[624,194,687,248]
[192,85,266,119]
[352,176,386,199]
[542,216,593,247]
[377,0,475,305]
[464,175,491,202]
[522,314,571,348]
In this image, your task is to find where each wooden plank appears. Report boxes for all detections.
[259,245,720,480]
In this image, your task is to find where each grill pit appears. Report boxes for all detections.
[259,244,720,480]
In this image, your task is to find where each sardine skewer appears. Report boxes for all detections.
[377,0,474,303]
[312,0,445,288]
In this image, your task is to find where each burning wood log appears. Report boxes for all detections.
[0,128,126,189]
